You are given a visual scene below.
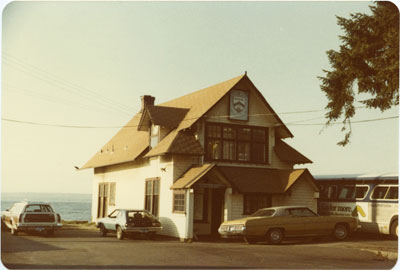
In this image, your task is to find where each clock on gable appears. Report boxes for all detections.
[229,90,249,121]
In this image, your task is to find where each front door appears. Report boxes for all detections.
[210,188,225,236]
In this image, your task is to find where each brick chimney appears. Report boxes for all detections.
[141,95,155,111]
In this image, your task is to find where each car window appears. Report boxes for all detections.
[250,209,275,217]
[289,208,317,217]
[25,205,42,212]
[109,210,119,218]
[385,186,398,200]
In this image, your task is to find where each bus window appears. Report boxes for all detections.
[355,186,369,199]
[338,186,355,199]
[327,185,337,199]
[385,186,398,200]
[371,186,389,200]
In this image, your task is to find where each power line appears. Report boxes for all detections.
[2,115,397,129]
[2,52,137,116]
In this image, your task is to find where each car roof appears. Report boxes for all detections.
[14,201,51,206]
[258,206,310,211]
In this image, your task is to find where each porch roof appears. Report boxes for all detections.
[171,165,317,194]
[171,164,217,189]
[216,166,317,194]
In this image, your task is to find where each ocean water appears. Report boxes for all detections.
[1,192,92,221]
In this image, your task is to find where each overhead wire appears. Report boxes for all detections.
[2,52,137,116]
[2,114,398,129]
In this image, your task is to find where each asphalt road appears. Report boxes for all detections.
[1,229,398,269]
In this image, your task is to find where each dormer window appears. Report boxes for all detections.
[150,124,160,149]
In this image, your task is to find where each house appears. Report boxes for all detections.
[80,74,318,240]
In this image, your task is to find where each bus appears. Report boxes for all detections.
[315,173,398,237]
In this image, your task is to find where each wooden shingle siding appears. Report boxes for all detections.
[274,177,318,212]
[231,194,244,220]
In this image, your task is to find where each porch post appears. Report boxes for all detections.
[185,188,194,240]
[224,188,232,221]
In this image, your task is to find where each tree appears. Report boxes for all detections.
[319,2,399,146]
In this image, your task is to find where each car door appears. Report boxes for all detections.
[299,208,330,236]
[104,210,119,230]
[283,209,308,236]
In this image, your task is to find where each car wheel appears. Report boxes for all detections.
[116,226,124,240]
[11,227,18,236]
[244,237,258,244]
[390,220,398,239]
[333,224,348,240]
[99,224,107,237]
[267,229,283,244]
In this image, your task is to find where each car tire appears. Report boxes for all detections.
[99,224,107,237]
[244,237,258,244]
[333,224,348,240]
[11,227,18,236]
[116,226,124,240]
[267,229,283,244]
[390,220,398,239]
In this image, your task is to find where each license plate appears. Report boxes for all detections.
[140,229,148,233]
[35,227,45,232]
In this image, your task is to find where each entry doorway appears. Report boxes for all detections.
[210,188,225,236]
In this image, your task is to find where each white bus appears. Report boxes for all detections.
[315,173,398,237]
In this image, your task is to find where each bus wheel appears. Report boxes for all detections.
[390,220,398,238]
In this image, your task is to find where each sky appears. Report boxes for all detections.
[1,1,398,194]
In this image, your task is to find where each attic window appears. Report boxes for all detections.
[150,124,160,149]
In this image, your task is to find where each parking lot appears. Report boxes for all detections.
[1,228,398,269]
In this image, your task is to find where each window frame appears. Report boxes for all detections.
[172,190,186,214]
[205,123,269,164]
[144,178,160,217]
[243,193,272,215]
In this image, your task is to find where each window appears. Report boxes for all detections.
[386,186,398,200]
[243,194,271,215]
[145,178,160,216]
[371,186,389,200]
[173,191,185,213]
[109,182,116,206]
[150,125,160,149]
[109,210,119,218]
[205,123,269,164]
[287,208,317,217]
[338,186,356,199]
[355,186,369,199]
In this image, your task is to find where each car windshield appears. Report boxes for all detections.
[250,209,275,217]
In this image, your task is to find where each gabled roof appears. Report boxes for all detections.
[138,105,190,131]
[81,74,294,169]
[274,140,312,164]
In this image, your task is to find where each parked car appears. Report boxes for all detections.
[1,201,62,236]
[218,206,359,244]
[96,209,162,240]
